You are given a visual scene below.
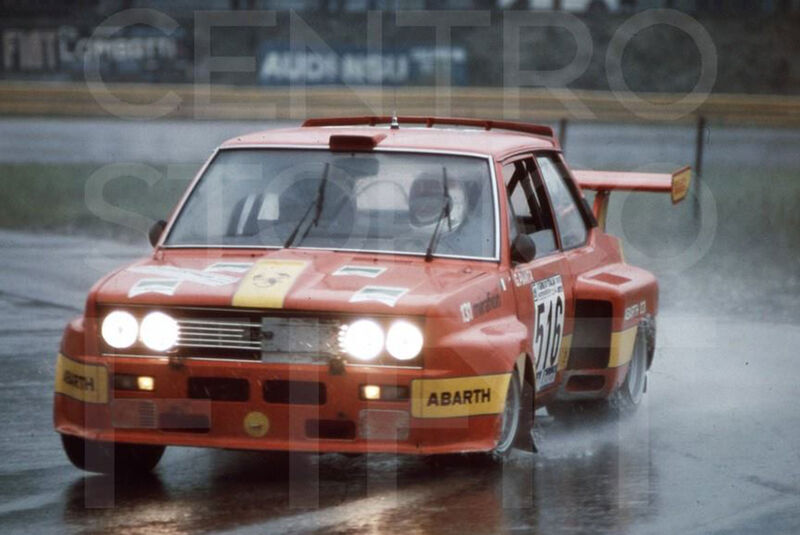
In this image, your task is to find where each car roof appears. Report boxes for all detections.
[220,122,559,159]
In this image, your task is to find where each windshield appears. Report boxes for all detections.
[165,149,497,259]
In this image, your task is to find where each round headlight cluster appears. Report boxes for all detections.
[101,310,179,352]
[140,312,180,352]
[339,319,423,362]
[101,311,138,349]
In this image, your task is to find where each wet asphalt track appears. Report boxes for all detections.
[1,229,799,535]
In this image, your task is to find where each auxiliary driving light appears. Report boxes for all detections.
[137,376,155,391]
[114,374,156,392]
[101,310,138,349]
[139,311,179,352]
[341,319,384,361]
[362,385,381,400]
[360,384,410,401]
[385,321,423,361]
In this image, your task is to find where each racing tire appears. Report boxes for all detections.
[547,323,649,422]
[488,372,522,462]
[61,434,165,474]
[605,322,648,416]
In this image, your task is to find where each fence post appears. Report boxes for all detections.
[693,115,706,221]
[694,115,706,179]
[558,118,568,152]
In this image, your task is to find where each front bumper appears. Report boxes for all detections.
[53,353,506,455]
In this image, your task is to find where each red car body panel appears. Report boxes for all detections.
[53,117,687,455]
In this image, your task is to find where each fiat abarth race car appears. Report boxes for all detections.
[53,116,691,473]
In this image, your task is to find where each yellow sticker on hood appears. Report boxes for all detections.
[232,259,309,309]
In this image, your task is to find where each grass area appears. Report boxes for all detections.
[0,163,196,240]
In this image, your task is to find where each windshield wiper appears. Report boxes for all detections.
[283,163,330,249]
[424,166,453,262]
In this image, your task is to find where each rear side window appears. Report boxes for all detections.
[536,155,587,249]
[502,159,558,257]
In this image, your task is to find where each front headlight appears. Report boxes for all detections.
[340,319,384,361]
[139,311,179,352]
[386,320,424,361]
[101,310,138,349]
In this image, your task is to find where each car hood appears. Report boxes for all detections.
[94,248,496,316]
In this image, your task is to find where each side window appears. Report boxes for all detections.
[536,155,588,249]
[502,158,558,257]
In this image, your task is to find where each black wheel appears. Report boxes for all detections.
[61,434,165,474]
[547,323,649,422]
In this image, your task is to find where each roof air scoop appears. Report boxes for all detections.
[328,133,386,152]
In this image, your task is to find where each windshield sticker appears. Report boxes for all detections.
[128,279,182,298]
[350,286,408,307]
[205,262,254,274]
[128,266,238,287]
[332,265,387,278]
[232,259,309,309]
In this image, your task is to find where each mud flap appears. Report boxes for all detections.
[514,378,537,453]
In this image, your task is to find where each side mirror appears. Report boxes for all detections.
[148,220,167,248]
[511,233,536,264]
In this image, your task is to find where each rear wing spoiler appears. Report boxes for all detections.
[573,166,692,229]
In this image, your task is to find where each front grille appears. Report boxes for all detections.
[177,318,261,352]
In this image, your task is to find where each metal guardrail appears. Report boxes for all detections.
[1,81,800,127]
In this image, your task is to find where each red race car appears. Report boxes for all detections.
[53,116,691,472]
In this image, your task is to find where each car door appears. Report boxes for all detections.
[501,155,573,394]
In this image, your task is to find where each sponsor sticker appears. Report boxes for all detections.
[460,291,501,323]
[460,302,474,323]
[332,265,387,278]
[232,259,309,308]
[410,374,512,419]
[624,300,647,321]
[349,286,408,307]
[128,266,238,286]
[54,353,108,404]
[205,262,254,274]
[128,278,181,298]
[513,269,534,287]
[473,291,501,318]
